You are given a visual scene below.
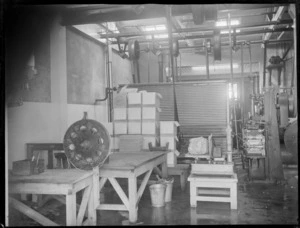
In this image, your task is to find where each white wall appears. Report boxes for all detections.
[6,15,108,169]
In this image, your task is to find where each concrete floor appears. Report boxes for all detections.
[9,162,298,226]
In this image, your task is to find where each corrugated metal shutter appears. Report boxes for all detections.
[127,82,228,149]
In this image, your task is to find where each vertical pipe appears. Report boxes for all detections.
[263,42,267,88]
[158,54,164,82]
[179,53,182,79]
[293,16,297,116]
[166,6,175,82]
[174,56,177,81]
[228,13,239,151]
[241,43,244,123]
[206,40,210,79]
[105,22,113,123]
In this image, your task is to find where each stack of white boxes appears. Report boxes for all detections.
[128,91,162,149]
[160,121,180,167]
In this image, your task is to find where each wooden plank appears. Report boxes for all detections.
[108,178,129,210]
[128,177,138,223]
[9,169,93,185]
[73,175,93,193]
[66,193,76,226]
[96,204,127,211]
[9,197,58,226]
[99,177,108,191]
[87,180,96,225]
[197,189,230,195]
[76,185,91,225]
[188,176,237,183]
[137,170,152,205]
[191,163,234,175]
[195,195,231,202]
[9,183,71,195]
[100,152,166,170]
[92,167,100,209]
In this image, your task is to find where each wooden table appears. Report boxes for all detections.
[9,169,97,226]
[96,151,168,223]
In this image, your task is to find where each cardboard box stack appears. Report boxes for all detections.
[160,121,180,167]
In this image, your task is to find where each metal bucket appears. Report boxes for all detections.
[149,184,166,207]
[164,178,174,203]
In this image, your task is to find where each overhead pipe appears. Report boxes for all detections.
[111,27,293,44]
[101,19,293,39]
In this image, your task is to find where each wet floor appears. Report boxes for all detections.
[9,165,298,226]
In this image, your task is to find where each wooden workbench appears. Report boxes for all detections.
[9,169,96,226]
[97,151,168,223]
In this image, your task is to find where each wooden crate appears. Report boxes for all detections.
[142,121,159,135]
[127,92,142,105]
[113,93,128,108]
[113,108,127,121]
[128,107,142,120]
[142,107,160,120]
[160,121,179,135]
[142,92,162,107]
[114,121,127,135]
[128,121,142,134]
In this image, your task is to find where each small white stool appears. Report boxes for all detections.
[188,163,238,210]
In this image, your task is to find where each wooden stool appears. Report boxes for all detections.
[167,164,190,191]
[188,163,238,210]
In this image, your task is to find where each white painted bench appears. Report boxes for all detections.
[188,163,238,210]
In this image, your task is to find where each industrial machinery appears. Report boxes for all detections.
[63,112,111,170]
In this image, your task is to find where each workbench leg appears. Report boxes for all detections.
[128,177,138,223]
[230,184,237,210]
[66,193,77,226]
[190,182,197,207]
[87,185,97,225]
[161,161,168,179]
[180,172,188,191]
[190,208,197,225]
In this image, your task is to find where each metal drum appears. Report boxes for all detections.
[63,112,111,170]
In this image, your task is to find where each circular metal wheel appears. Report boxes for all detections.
[63,114,111,170]
[128,40,140,60]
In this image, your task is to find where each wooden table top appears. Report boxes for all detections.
[9,169,93,184]
[101,151,166,171]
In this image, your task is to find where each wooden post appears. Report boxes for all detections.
[128,177,138,223]
[66,193,77,226]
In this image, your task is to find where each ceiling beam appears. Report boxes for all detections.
[61,4,285,26]
[101,19,293,39]
[61,5,191,26]
[263,6,287,41]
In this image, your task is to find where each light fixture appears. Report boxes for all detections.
[216,19,240,27]
[220,29,240,34]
